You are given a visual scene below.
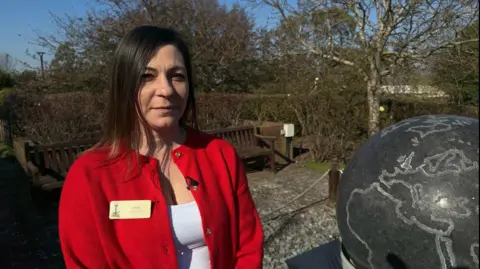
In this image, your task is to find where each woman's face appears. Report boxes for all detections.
[138,44,189,131]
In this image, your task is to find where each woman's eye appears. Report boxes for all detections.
[141,74,154,81]
[172,74,186,81]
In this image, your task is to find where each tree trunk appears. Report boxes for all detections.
[366,76,380,137]
[291,104,308,137]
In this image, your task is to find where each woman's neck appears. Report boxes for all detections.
[139,125,186,157]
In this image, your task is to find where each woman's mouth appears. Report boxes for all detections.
[152,106,176,110]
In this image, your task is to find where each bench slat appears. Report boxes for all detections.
[26,139,98,191]
[236,147,272,159]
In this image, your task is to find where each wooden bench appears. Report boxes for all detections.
[25,138,98,191]
[23,125,277,191]
[208,125,277,173]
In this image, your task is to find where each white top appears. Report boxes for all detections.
[168,201,210,269]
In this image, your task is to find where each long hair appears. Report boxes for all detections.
[92,25,197,160]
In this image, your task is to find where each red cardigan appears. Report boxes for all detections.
[58,128,264,269]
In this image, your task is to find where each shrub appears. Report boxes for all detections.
[7,90,105,143]
[4,89,477,162]
[0,70,15,89]
[0,141,15,160]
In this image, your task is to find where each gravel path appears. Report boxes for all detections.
[0,159,337,269]
[249,166,339,269]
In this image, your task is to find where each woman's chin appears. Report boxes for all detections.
[148,118,180,130]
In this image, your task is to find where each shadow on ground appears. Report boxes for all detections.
[0,158,64,269]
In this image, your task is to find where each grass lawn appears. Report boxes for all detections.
[304,161,346,173]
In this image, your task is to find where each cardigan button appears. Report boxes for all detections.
[163,246,169,253]
[174,152,182,158]
[206,228,212,235]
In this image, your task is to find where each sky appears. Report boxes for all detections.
[0,0,278,70]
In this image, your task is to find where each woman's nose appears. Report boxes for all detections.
[154,75,174,96]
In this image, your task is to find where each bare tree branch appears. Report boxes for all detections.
[252,0,478,136]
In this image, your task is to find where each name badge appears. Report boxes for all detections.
[109,200,152,220]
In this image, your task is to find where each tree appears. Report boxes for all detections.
[0,53,16,72]
[33,0,259,93]
[431,20,478,105]
[50,42,78,75]
[252,0,479,136]
[13,70,38,85]
[0,69,15,89]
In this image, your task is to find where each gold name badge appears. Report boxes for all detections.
[109,200,152,220]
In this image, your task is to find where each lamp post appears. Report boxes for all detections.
[36,52,46,79]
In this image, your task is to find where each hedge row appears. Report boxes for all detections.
[1,91,477,161]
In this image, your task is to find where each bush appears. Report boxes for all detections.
[387,98,478,120]
[0,70,15,89]
[6,90,106,143]
[3,89,477,162]
[0,88,15,118]
[0,142,15,160]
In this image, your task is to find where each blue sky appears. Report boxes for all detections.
[0,0,278,70]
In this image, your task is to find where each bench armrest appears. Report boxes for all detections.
[254,134,276,141]
[42,181,65,191]
[26,161,39,176]
[254,134,276,153]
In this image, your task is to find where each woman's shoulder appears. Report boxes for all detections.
[186,127,236,153]
[70,146,114,172]
[61,148,109,191]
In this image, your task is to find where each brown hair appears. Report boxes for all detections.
[92,25,197,160]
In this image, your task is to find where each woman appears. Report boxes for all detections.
[58,25,264,269]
